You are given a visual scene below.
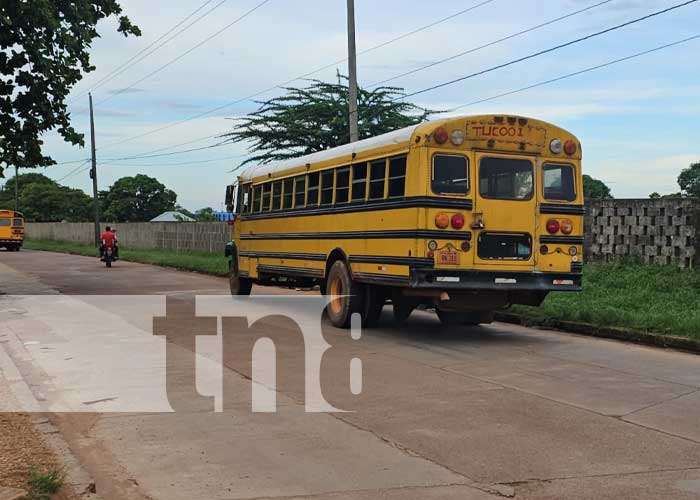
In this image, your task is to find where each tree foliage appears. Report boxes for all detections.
[0,0,140,177]
[0,173,92,221]
[101,174,177,222]
[224,76,433,166]
[582,174,612,200]
[678,162,700,199]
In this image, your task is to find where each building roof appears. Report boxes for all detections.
[150,211,195,222]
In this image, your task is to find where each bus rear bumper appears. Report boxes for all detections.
[409,269,582,292]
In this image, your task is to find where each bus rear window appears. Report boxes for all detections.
[543,164,576,201]
[13,218,23,227]
[432,154,468,195]
[479,157,533,200]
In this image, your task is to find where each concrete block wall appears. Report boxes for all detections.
[585,199,700,268]
[26,222,231,254]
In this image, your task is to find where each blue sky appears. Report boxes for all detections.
[4,0,699,209]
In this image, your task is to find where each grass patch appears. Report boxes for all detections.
[23,240,700,340]
[27,468,64,500]
[511,262,700,340]
[24,239,228,276]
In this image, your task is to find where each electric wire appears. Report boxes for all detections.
[445,34,700,112]
[68,0,223,104]
[397,0,698,101]
[95,0,273,106]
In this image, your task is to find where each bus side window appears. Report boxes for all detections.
[307,172,320,206]
[369,159,386,200]
[320,170,334,205]
[335,167,350,204]
[272,181,282,210]
[294,175,306,208]
[253,185,262,212]
[351,163,367,201]
[282,178,294,209]
[241,184,251,213]
[388,156,407,198]
[262,183,272,211]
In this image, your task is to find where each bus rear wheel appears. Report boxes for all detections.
[326,260,364,328]
[229,261,252,295]
[362,285,385,328]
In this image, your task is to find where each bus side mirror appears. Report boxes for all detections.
[225,185,234,212]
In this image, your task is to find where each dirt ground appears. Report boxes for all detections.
[0,413,76,499]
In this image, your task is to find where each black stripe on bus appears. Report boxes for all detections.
[239,229,473,241]
[240,251,326,261]
[258,265,324,278]
[539,203,585,215]
[352,272,410,287]
[239,196,473,221]
[349,255,434,268]
[539,236,584,245]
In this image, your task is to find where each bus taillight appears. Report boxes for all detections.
[546,219,560,234]
[435,213,450,229]
[560,219,573,234]
[451,213,465,229]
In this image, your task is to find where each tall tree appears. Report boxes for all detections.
[0,1,140,177]
[583,174,612,200]
[678,162,700,199]
[224,76,433,166]
[0,173,92,221]
[101,174,177,222]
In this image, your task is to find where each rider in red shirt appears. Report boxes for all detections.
[100,226,118,259]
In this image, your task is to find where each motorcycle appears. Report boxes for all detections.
[101,246,115,268]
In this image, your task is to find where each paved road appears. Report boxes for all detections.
[1,249,700,500]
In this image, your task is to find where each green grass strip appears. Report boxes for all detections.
[24,239,229,276]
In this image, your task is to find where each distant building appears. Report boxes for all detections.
[150,211,195,222]
[211,211,235,222]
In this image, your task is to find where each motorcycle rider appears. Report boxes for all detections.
[100,226,118,260]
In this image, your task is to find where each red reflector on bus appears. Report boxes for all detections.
[451,213,465,229]
[546,219,560,234]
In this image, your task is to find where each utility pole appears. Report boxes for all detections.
[14,165,19,212]
[346,0,359,143]
[89,93,100,247]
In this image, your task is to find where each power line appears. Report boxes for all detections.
[99,153,247,167]
[398,0,698,101]
[56,161,91,183]
[95,0,497,153]
[95,0,273,107]
[69,0,223,104]
[99,140,232,163]
[445,34,700,112]
[368,0,613,88]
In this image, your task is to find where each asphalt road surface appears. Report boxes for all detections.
[1,249,699,500]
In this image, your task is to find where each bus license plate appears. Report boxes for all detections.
[438,250,460,265]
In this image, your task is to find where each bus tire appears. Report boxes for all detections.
[326,260,363,328]
[229,260,252,296]
[362,285,385,328]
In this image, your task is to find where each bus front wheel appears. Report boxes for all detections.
[326,260,363,328]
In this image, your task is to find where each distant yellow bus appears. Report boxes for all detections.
[0,210,24,251]
[225,115,584,328]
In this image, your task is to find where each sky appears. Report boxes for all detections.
[3,0,699,209]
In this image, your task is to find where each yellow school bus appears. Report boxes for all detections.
[225,115,584,328]
[0,210,24,251]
